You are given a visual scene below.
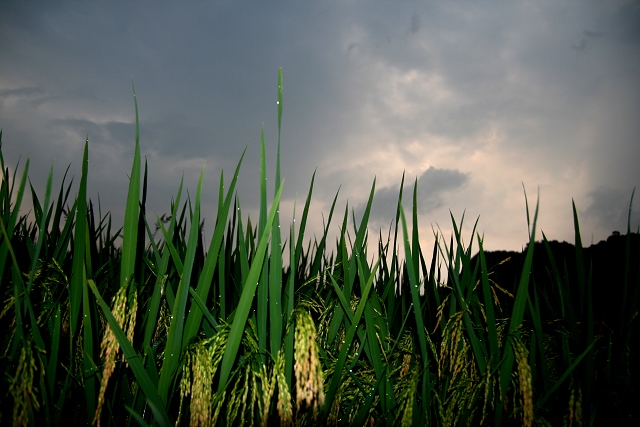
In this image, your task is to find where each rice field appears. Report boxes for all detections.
[1,70,638,426]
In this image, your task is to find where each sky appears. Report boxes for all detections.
[1,0,639,259]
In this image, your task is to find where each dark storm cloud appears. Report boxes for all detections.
[416,167,470,209]
[357,166,470,226]
[610,1,640,46]
[585,187,639,233]
[0,86,45,99]
[1,0,639,252]
[51,118,132,148]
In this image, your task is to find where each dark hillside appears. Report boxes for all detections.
[469,232,640,423]
[471,232,640,326]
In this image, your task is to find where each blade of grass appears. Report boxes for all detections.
[537,341,596,406]
[1,153,30,357]
[158,165,205,404]
[320,256,380,421]
[188,287,218,330]
[121,84,142,289]
[478,236,499,366]
[217,181,284,392]
[182,149,245,347]
[445,213,487,375]
[257,127,269,358]
[400,205,432,422]
[67,140,96,418]
[0,217,27,358]
[0,154,29,279]
[270,70,284,355]
[572,200,594,405]
[497,189,539,425]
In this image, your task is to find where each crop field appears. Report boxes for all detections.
[1,71,638,426]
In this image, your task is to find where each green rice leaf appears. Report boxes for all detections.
[70,140,88,339]
[320,255,380,421]
[538,341,596,406]
[257,128,269,356]
[477,236,499,365]
[158,165,205,404]
[499,189,539,415]
[217,180,284,392]
[182,149,245,347]
[141,178,183,350]
[121,85,142,289]
[400,205,432,419]
[188,287,218,330]
[270,71,284,354]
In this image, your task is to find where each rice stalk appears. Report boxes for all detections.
[259,361,276,427]
[178,325,229,426]
[188,341,216,427]
[394,337,420,427]
[438,310,468,388]
[512,335,534,427]
[565,382,583,427]
[293,307,324,418]
[274,348,293,426]
[88,279,171,426]
[9,340,43,427]
[94,282,137,426]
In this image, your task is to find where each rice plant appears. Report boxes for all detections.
[1,70,638,426]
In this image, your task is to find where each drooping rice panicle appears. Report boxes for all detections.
[293,307,324,416]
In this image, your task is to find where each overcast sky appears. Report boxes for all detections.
[1,0,639,257]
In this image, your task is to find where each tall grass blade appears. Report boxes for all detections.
[121,85,142,289]
[0,218,27,355]
[399,205,432,422]
[0,151,29,273]
[498,190,539,424]
[320,256,380,421]
[182,150,245,347]
[270,69,284,355]
[572,200,594,405]
[158,165,205,404]
[478,237,499,365]
[217,181,284,392]
[537,341,596,406]
[141,178,184,352]
[257,127,269,357]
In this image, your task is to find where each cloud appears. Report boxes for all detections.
[585,187,639,233]
[1,0,639,255]
[356,166,469,227]
[0,86,45,99]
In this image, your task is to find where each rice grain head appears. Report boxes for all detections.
[512,337,534,427]
[184,329,229,427]
[275,349,293,426]
[176,355,191,427]
[566,383,583,427]
[94,284,131,426]
[399,364,419,427]
[189,341,216,427]
[10,341,43,427]
[260,362,276,427]
[294,308,325,418]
